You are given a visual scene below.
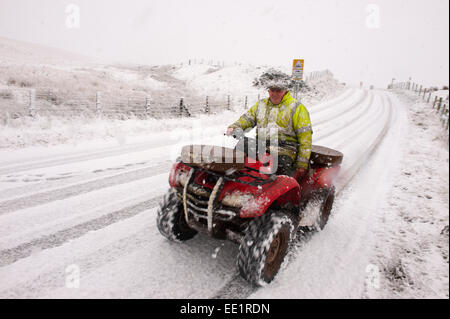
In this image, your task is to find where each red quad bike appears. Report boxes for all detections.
[156,132,343,286]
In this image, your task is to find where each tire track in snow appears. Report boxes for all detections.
[308,88,355,113]
[313,92,374,141]
[313,90,368,126]
[0,195,163,267]
[0,161,171,215]
[0,140,167,176]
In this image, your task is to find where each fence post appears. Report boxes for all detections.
[205,96,209,113]
[28,88,36,116]
[433,96,438,108]
[418,85,422,96]
[145,97,151,116]
[96,91,102,115]
[445,109,450,132]
[440,103,447,117]
[179,97,184,117]
[244,96,248,109]
[227,95,231,110]
[427,91,432,103]
[437,97,443,112]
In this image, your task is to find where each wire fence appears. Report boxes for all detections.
[388,81,449,134]
[0,66,334,121]
[0,86,256,120]
[305,69,334,82]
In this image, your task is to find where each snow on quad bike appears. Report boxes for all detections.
[156,132,343,286]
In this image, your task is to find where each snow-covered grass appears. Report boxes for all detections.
[0,111,240,149]
[366,89,449,298]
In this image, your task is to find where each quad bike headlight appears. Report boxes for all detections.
[221,192,255,208]
[169,162,191,188]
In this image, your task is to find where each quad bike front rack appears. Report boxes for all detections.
[181,167,227,234]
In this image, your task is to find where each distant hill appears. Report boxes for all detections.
[0,36,94,66]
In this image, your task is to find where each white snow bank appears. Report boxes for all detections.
[172,64,265,99]
[93,66,168,90]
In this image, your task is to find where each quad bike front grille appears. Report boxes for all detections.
[179,168,240,234]
[178,169,239,228]
[176,186,238,222]
[185,192,238,222]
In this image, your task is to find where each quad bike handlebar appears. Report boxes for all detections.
[227,128,267,159]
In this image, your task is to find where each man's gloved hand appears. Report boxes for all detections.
[293,168,307,181]
[226,127,244,139]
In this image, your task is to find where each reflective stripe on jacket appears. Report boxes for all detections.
[228,91,312,169]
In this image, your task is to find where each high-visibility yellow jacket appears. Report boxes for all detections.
[228,91,312,169]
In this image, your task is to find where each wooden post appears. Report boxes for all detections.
[244,96,248,109]
[96,91,102,115]
[437,97,443,112]
[427,91,432,103]
[423,88,426,99]
[445,110,450,131]
[179,97,184,117]
[29,88,35,116]
[145,97,151,116]
[227,95,231,111]
[440,103,447,117]
[433,96,438,108]
[419,85,422,95]
[205,96,209,113]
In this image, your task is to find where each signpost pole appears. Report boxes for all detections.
[292,59,304,101]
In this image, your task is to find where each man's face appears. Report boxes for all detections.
[268,88,287,105]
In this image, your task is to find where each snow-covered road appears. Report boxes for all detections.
[0,88,439,298]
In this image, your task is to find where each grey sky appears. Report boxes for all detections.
[0,0,448,87]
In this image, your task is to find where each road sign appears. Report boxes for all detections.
[292,59,304,81]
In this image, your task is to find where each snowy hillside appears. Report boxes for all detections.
[0,38,345,149]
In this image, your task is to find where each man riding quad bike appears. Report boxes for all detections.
[156,70,344,286]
